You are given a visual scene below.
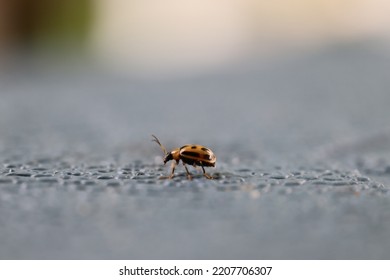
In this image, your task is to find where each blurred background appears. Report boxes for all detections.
[1,0,390,160]
[1,0,390,78]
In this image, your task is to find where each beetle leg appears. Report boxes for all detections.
[182,163,193,180]
[201,164,213,179]
[159,161,176,179]
[168,161,177,179]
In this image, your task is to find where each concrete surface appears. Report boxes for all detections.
[1,41,390,259]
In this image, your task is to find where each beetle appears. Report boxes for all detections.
[152,135,216,180]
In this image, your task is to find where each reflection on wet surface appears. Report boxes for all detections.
[1,155,389,259]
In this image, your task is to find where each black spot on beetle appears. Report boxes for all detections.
[191,145,197,149]
[182,157,215,167]
[181,151,200,158]
[182,158,197,165]
[201,147,210,152]
[180,145,189,150]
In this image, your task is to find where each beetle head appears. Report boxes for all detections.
[163,152,173,164]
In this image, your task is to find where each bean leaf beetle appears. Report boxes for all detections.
[152,135,216,180]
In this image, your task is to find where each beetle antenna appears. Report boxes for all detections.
[151,135,167,155]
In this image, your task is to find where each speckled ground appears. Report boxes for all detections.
[1,41,390,259]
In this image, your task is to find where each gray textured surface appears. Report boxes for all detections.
[1,42,390,259]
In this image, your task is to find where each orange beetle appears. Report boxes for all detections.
[152,135,216,180]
